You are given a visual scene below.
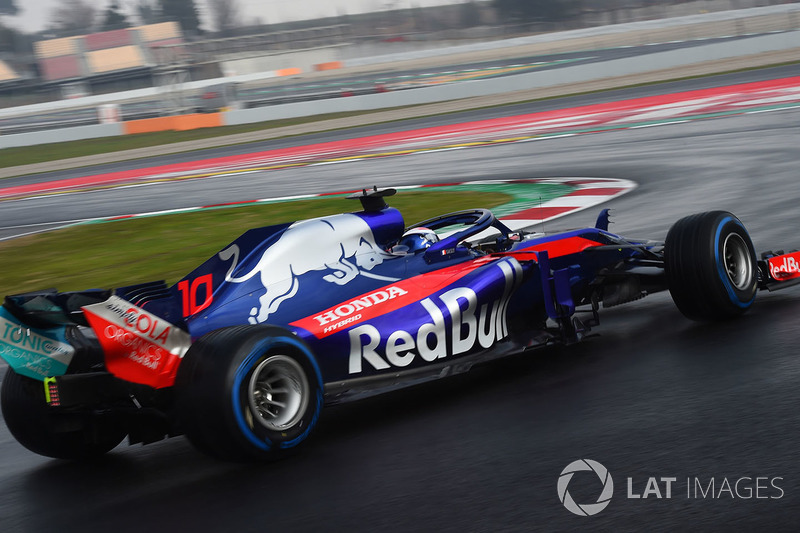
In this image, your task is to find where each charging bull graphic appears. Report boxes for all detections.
[219,214,399,324]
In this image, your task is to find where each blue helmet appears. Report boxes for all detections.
[394,227,439,254]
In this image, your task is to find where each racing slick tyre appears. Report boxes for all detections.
[664,211,757,321]
[175,325,323,462]
[1,369,126,460]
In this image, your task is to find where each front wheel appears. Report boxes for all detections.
[175,325,323,462]
[1,369,126,460]
[664,211,757,321]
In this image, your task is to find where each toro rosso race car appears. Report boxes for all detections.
[1,188,799,462]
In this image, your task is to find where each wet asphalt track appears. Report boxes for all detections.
[1,73,800,531]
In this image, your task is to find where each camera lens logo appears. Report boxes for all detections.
[557,459,614,516]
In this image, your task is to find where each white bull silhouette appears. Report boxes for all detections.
[219,214,398,324]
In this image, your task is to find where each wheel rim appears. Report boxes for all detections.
[723,233,753,290]
[247,355,309,432]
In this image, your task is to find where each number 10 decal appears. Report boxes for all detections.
[177,274,214,317]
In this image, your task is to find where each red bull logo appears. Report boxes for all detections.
[219,213,400,324]
[348,259,522,374]
[769,252,800,281]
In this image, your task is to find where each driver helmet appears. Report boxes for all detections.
[394,227,439,254]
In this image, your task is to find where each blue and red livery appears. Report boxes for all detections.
[1,187,797,461]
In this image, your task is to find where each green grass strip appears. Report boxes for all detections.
[0,190,511,297]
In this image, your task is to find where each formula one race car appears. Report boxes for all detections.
[1,188,799,462]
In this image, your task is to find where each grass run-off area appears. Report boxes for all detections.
[0,190,510,298]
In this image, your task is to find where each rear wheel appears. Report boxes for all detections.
[1,369,126,460]
[175,325,323,462]
[664,211,757,321]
